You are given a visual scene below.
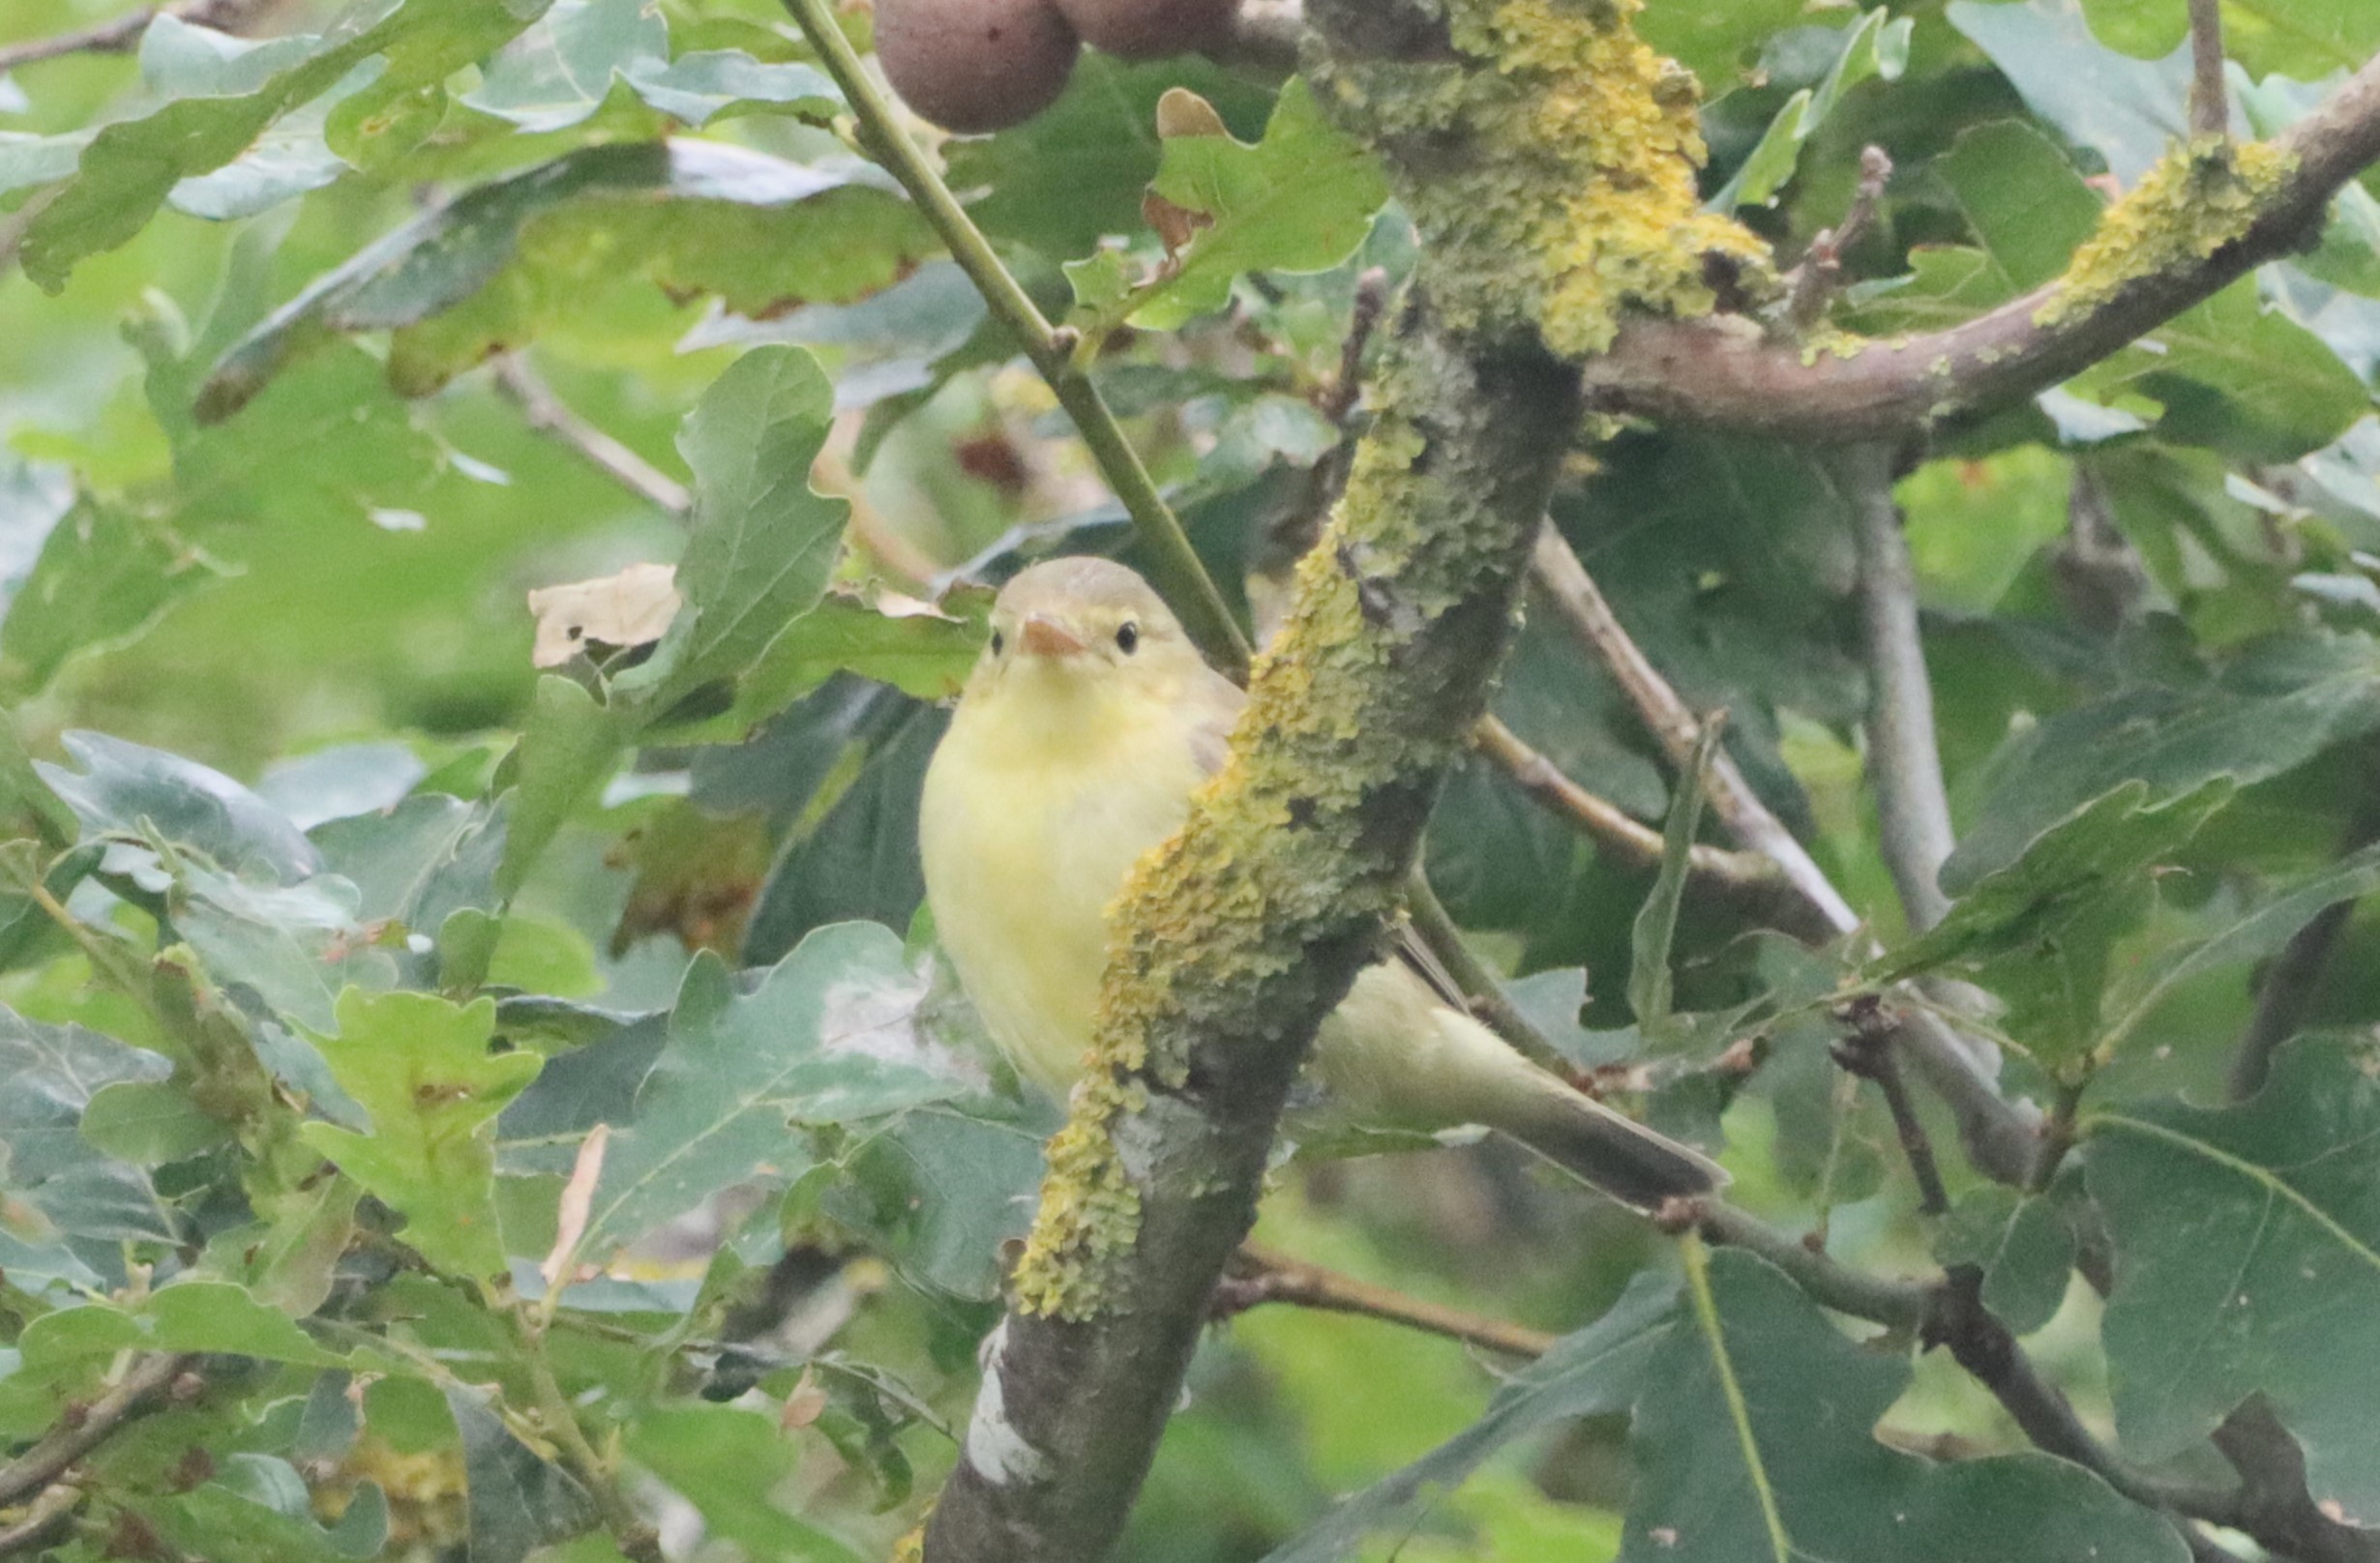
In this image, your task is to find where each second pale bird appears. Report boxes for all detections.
[918,557,1724,1209]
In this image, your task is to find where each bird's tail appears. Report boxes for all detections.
[1486,1071,1729,1212]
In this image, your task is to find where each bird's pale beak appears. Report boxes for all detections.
[1018,613,1086,659]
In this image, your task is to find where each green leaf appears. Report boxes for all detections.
[465,0,836,132]
[1879,781,2230,1066]
[0,501,232,696]
[200,142,927,417]
[496,675,628,902]
[1637,0,1807,95]
[614,345,847,710]
[739,693,945,965]
[2081,0,2380,79]
[21,0,555,291]
[18,1279,355,1371]
[1933,1186,2078,1336]
[296,989,541,1279]
[1935,121,2103,293]
[1948,0,2187,186]
[1122,78,1389,330]
[37,730,321,883]
[2098,840,2380,1056]
[0,1007,180,1245]
[311,792,507,985]
[1629,725,1718,1032]
[79,1076,234,1165]
[1709,9,1910,213]
[1260,1270,1676,1563]
[446,1385,601,1563]
[2086,1035,2380,1523]
[1627,1245,2187,1563]
[696,582,988,736]
[824,1099,1049,1300]
[574,923,969,1259]
[1947,631,2380,891]
[625,1404,865,1562]
[947,53,1276,260]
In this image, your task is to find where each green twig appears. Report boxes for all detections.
[778,0,1250,679]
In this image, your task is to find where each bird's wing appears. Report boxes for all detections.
[1183,663,1469,1013]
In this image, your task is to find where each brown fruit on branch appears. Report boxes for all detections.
[875,0,1082,133]
[1052,0,1240,59]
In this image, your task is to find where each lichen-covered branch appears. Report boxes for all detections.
[1572,52,2380,438]
[924,295,1581,1563]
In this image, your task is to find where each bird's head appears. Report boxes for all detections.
[967,557,1203,705]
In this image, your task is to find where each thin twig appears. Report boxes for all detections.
[1401,868,1567,1075]
[2212,1403,2380,1563]
[2187,0,2229,139]
[1530,523,1859,934]
[780,0,1250,679]
[0,0,272,74]
[1532,523,2047,1186]
[0,1354,192,1508]
[1832,996,1949,1215]
[1691,1201,1929,1329]
[1925,1270,2247,1524]
[493,356,691,518]
[511,1312,662,1563]
[1840,440,1953,932]
[1788,146,1892,329]
[1218,1245,1558,1358]
[0,1479,83,1557]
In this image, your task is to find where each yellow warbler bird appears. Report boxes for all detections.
[918,556,1725,1209]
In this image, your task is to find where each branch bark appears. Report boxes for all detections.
[1218,1245,1557,1358]
[0,1353,192,1510]
[1571,53,2380,439]
[923,296,1581,1563]
[1841,442,1955,933]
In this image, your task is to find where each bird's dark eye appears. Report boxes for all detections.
[1116,621,1140,654]
[990,631,1005,657]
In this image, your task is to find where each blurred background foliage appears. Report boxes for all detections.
[2,0,2378,1558]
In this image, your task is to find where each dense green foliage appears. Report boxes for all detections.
[1,0,2378,1560]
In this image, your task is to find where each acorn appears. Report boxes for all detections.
[1051,0,1241,59]
[874,0,1083,133]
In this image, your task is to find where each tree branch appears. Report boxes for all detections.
[1841,442,1954,933]
[1530,523,1860,935]
[0,1354,192,1510]
[0,0,274,74]
[1531,525,2047,1185]
[2187,0,2229,140]
[2233,793,2380,1100]
[1217,1245,1557,1358]
[1572,53,2380,439]
[493,355,691,518]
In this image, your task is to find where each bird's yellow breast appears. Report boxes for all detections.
[918,663,1211,1093]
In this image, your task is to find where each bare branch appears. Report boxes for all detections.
[0,1480,83,1558]
[0,0,275,74]
[2187,0,2229,139]
[0,1354,193,1509]
[1218,1244,1557,1358]
[493,355,691,518]
[1788,145,1892,331]
[2213,1404,2380,1563]
[1574,54,2380,439]
[1840,442,1953,933]
[1531,524,2047,1186]
[1529,523,1860,935]
[1832,996,1950,1215]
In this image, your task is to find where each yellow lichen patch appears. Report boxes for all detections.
[1011,1070,1148,1317]
[2036,134,2296,328]
[1316,0,1772,359]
